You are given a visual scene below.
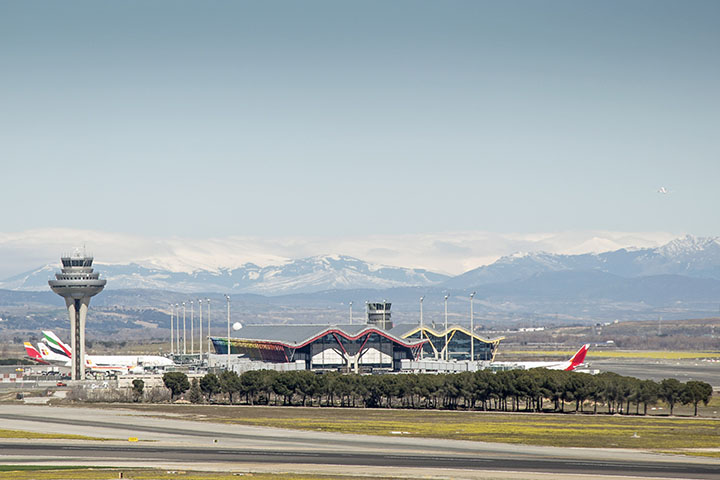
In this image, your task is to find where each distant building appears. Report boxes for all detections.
[211,324,423,372]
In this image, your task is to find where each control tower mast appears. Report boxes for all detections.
[48,250,106,380]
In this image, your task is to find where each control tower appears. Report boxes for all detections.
[48,251,106,380]
[366,301,392,330]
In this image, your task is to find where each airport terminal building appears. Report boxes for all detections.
[211,324,425,371]
[210,304,504,372]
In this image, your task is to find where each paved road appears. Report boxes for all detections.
[0,405,718,479]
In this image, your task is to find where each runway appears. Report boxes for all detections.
[592,358,720,387]
[0,405,718,479]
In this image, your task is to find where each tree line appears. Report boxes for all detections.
[161,369,713,416]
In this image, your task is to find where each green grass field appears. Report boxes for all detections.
[121,404,720,455]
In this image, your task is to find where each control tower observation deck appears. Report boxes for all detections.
[48,252,106,380]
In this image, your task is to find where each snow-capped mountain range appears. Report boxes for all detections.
[445,235,720,287]
[0,254,449,294]
[3,235,720,295]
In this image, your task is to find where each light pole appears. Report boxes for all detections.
[198,299,203,358]
[444,295,449,361]
[169,304,174,355]
[206,298,211,355]
[470,292,476,362]
[175,304,180,353]
[419,296,424,360]
[349,301,353,325]
[182,302,187,355]
[225,294,231,368]
[190,300,194,355]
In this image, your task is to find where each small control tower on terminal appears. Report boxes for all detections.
[48,250,106,380]
[366,301,392,330]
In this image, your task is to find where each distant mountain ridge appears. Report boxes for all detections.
[3,235,720,296]
[445,235,720,288]
[0,254,449,294]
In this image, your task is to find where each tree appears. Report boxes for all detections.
[219,370,240,403]
[638,380,659,415]
[200,373,222,402]
[163,372,190,400]
[131,379,144,403]
[188,378,203,404]
[681,381,713,416]
[659,378,683,416]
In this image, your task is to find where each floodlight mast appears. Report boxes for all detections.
[190,300,194,355]
[169,304,174,355]
[198,299,203,358]
[349,301,353,325]
[419,296,424,360]
[206,298,211,355]
[470,292,476,361]
[225,295,231,368]
[444,295,449,361]
[175,304,180,353]
[182,302,187,355]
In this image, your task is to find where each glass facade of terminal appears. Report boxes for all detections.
[403,327,500,362]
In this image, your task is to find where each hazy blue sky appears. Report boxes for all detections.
[2,1,719,239]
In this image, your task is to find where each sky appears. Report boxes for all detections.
[1,1,718,274]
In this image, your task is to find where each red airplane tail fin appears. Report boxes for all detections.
[24,342,48,364]
[568,344,590,369]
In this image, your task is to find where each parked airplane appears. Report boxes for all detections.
[25,331,175,373]
[491,344,590,371]
[23,342,49,364]
[42,331,174,368]
[35,342,71,366]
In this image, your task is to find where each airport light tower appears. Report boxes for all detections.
[48,251,106,381]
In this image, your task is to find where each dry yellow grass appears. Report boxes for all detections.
[0,429,107,441]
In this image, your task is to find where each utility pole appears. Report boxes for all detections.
[190,300,194,355]
[182,302,186,355]
[349,301,353,325]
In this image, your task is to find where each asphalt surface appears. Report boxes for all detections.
[0,405,718,479]
[1,442,720,479]
[592,358,720,387]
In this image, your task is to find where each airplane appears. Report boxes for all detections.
[31,343,130,373]
[40,331,175,371]
[23,342,49,365]
[35,342,71,367]
[491,344,590,371]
